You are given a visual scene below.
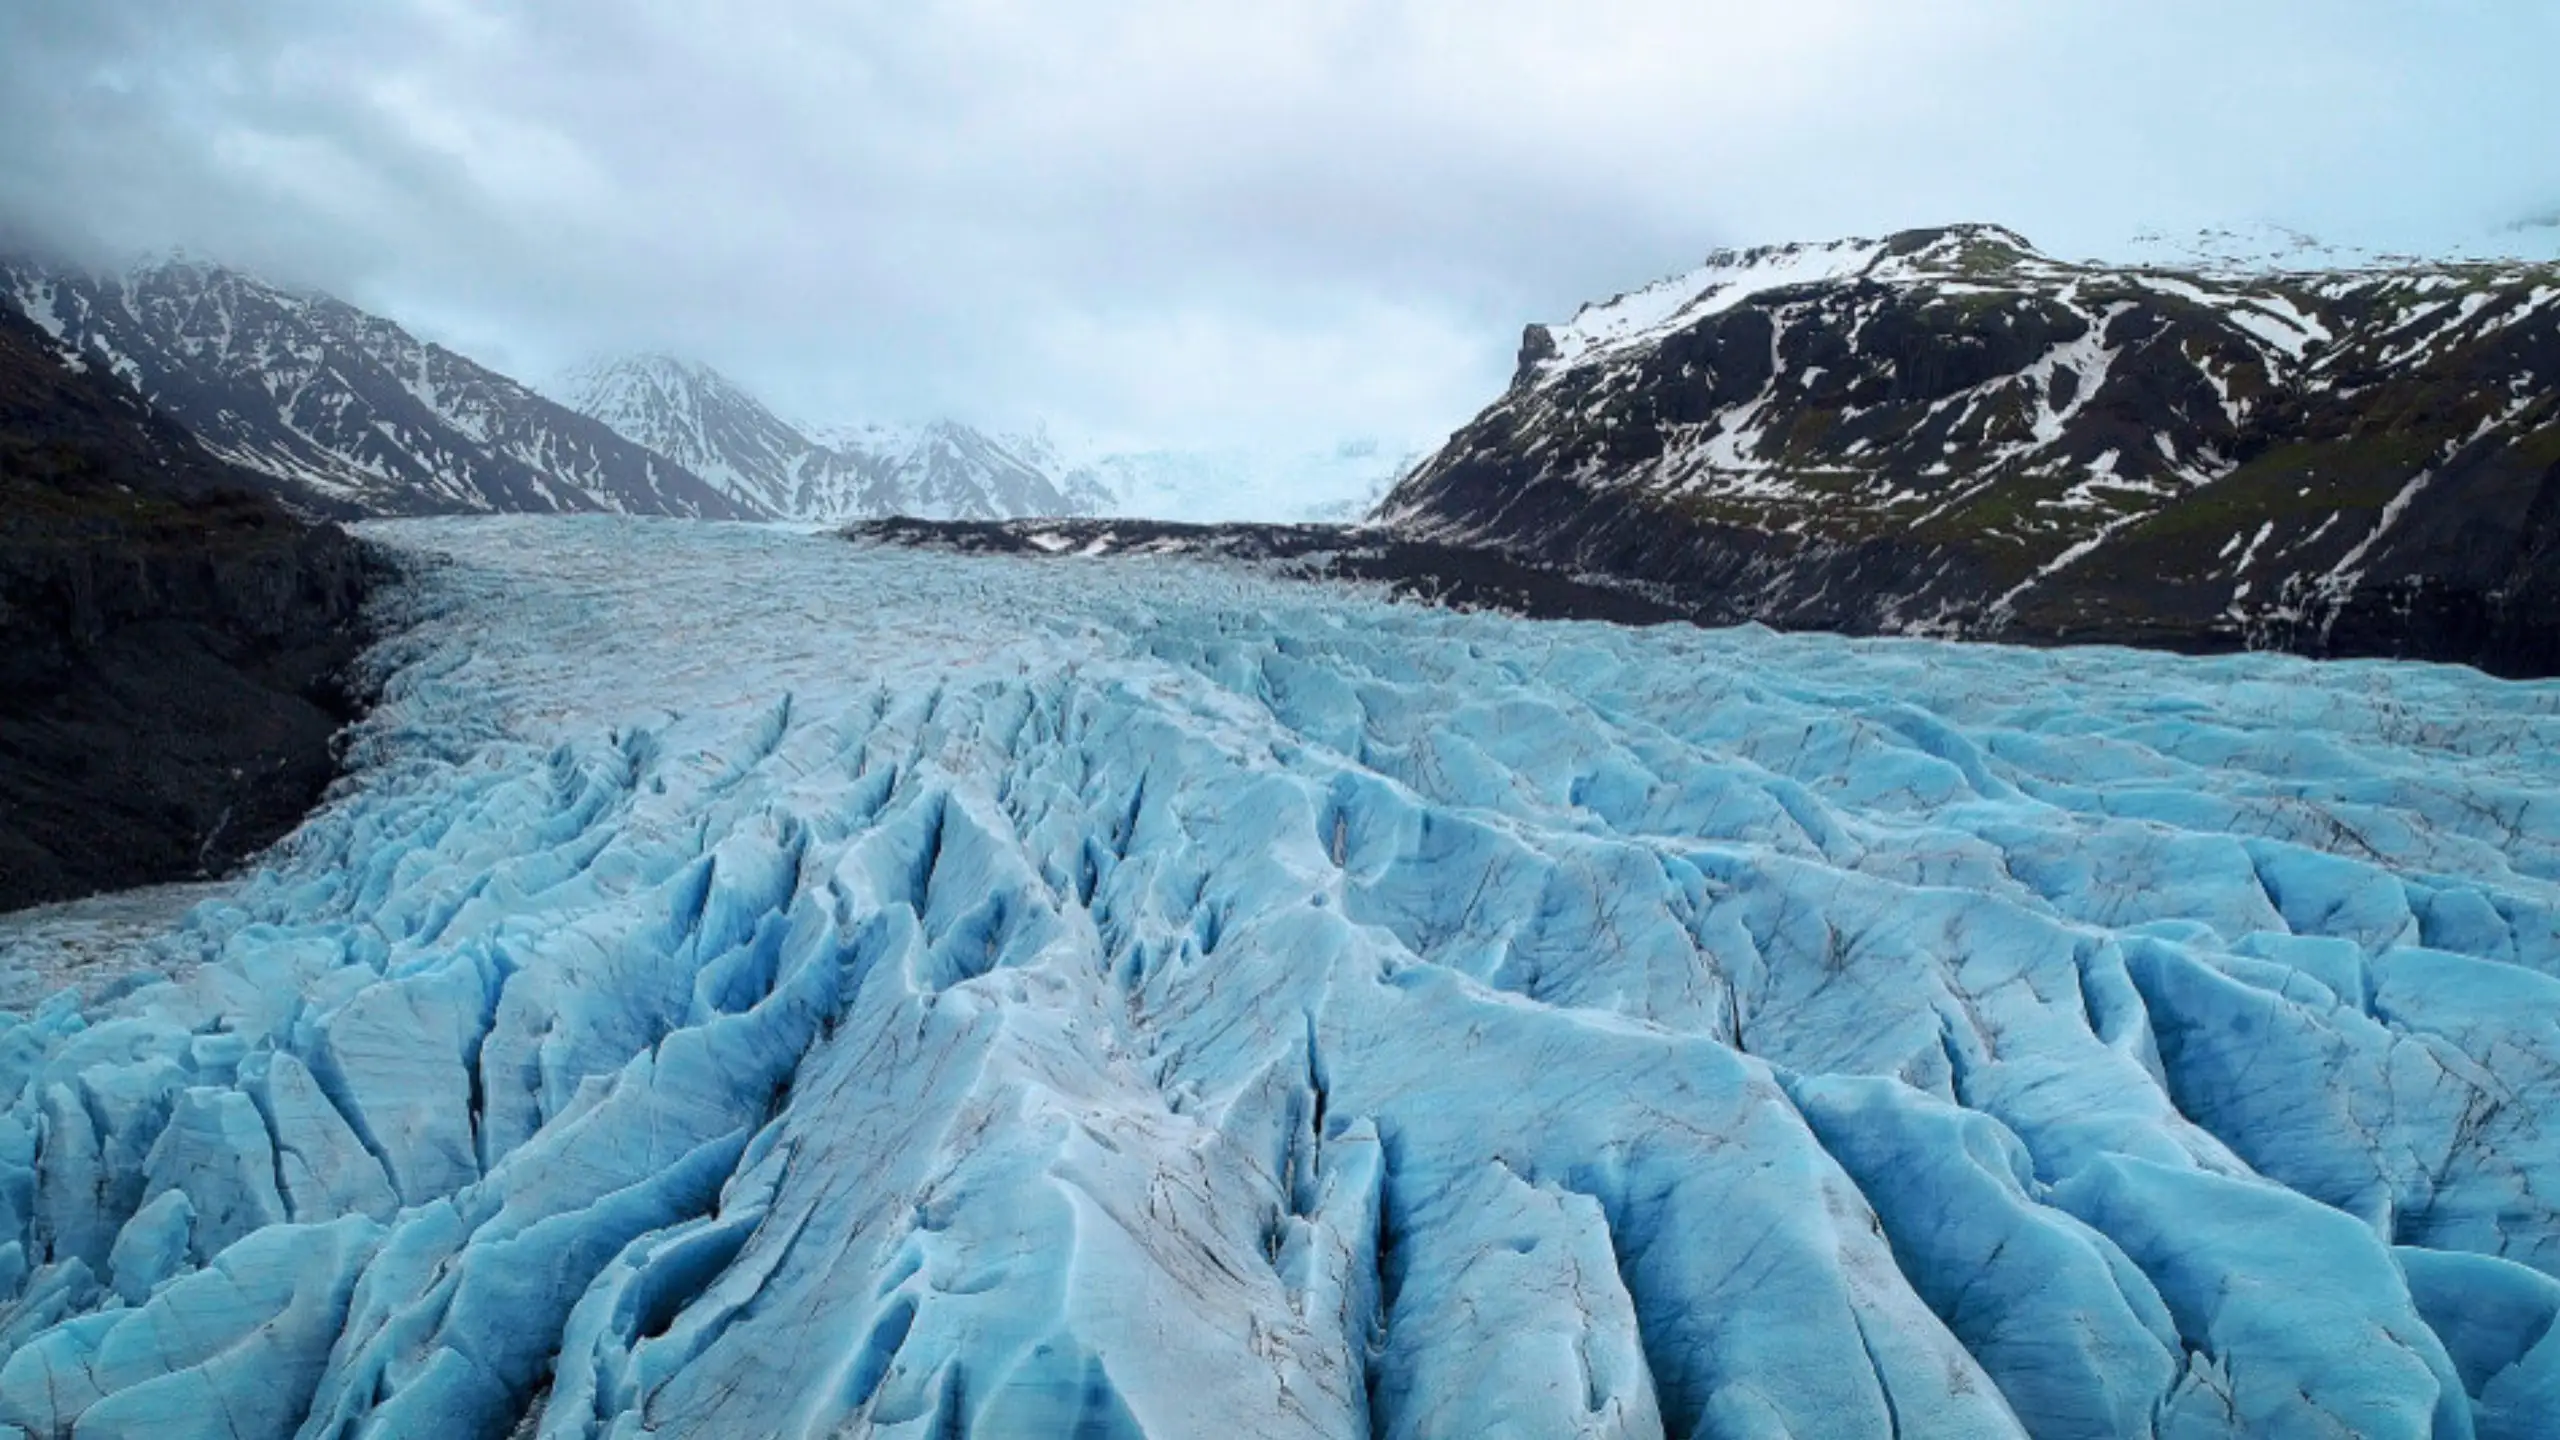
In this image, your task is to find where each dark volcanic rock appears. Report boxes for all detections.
[1382,225,2560,677]
[0,304,373,911]
[843,516,1690,626]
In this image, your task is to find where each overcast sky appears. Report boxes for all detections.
[3,0,2554,449]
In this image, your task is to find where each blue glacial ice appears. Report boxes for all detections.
[2,513,2558,1438]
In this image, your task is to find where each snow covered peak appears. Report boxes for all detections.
[556,353,816,516]
[560,354,775,434]
[1531,225,2061,380]
[1538,237,1891,375]
[563,354,1091,523]
[562,353,1409,525]
[564,352,728,408]
[114,255,390,354]
[121,252,271,302]
[0,255,745,518]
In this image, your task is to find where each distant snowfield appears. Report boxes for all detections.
[5,516,2560,1437]
[1052,442,1412,525]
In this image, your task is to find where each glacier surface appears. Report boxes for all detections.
[3,516,2559,1438]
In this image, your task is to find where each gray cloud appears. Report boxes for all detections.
[4,0,2555,447]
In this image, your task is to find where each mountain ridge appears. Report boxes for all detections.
[565,352,1420,524]
[561,353,1089,522]
[1,257,750,520]
[0,253,1426,528]
[1382,223,2560,675]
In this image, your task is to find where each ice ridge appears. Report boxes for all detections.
[1,515,2556,1437]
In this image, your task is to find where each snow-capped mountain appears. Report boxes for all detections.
[1384,223,2560,675]
[563,353,1422,524]
[563,354,1088,522]
[846,419,1088,521]
[0,258,745,519]
[0,255,1412,529]
[558,354,815,518]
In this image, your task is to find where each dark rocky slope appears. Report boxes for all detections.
[845,515,1688,624]
[0,305,371,911]
[1381,226,2560,676]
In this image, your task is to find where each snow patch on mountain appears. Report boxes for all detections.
[2118,220,2560,275]
[1543,237,1890,374]
[1388,222,2560,672]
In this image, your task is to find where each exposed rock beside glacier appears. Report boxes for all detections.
[1383,225,2560,677]
[0,303,371,911]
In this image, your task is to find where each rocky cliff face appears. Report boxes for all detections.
[0,305,372,910]
[3,259,746,520]
[1381,225,2560,676]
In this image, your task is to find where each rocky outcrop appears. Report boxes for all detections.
[0,304,373,910]
[1381,225,2560,676]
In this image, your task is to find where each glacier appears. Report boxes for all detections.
[2,514,2558,1438]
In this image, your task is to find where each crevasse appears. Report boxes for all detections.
[2,516,2557,1439]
